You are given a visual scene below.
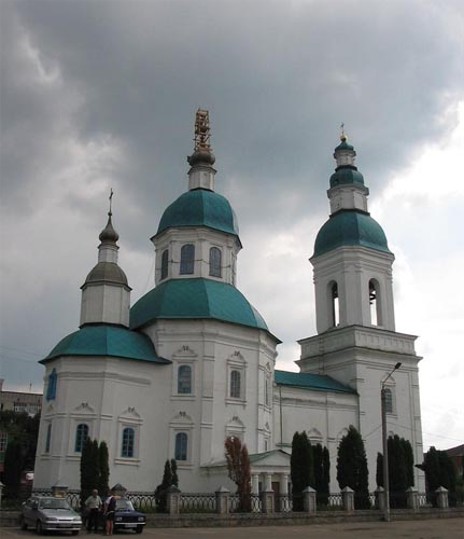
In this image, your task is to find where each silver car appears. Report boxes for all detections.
[20,496,82,535]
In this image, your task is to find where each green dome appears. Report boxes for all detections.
[329,167,365,188]
[156,189,239,238]
[130,278,272,334]
[314,210,391,257]
[42,325,168,364]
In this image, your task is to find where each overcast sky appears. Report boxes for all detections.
[1,0,463,452]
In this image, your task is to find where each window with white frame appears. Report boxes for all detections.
[74,423,89,453]
[175,432,188,461]
[180,244,195,274]
[161,249,169,280]
[46,369,57,401]
[384,388,393,414]
[121,427,135,458]
[177,365,192,394]
[209,247,222,277]
[230,369,241,399]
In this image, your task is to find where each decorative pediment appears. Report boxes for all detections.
[119,406,141,420]
[308,427,323,441]
[249,449,291,469]
[227,351,246,366]
[73,402,95,413]
[173,345,197,359]
[170,411,194,425]
[226,416,245,429]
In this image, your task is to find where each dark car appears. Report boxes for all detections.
[94,498,145,534]
[20,496,82,535]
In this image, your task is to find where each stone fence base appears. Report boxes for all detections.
[2,507,464,528]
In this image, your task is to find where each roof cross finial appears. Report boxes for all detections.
[340,122,347,142]
[109,188,114,216]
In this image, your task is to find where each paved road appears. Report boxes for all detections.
[2,519,464,539]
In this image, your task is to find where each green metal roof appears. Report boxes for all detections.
[313,210,391,257]
[42,324,169,364]
[275,370,356,394]
[330,166,365,188]
[130,278,275,337]
[156,189,240,239]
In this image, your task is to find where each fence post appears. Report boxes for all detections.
[215,486,230,514]
[406,487,419,511]
[341,487,354,512]
[0,481,3,509]
[375,486,385,511]
[167,485,181,515]
[436,486,449,509]
[303,486,317,514]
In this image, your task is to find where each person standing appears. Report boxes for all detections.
[104,489,118,536]
[84,489,102,532]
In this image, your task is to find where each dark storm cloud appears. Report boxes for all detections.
[1,0,463,389]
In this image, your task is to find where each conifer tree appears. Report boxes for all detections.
[98,441,110,496]
[80,439,99,506]
[290,431,313,511]
[336,425,370,509]
[3,439,23,499]
[313,443,330,506]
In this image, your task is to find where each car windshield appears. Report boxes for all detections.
[115,499,135,511]
[39,498,71,510]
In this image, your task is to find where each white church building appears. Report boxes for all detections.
[34,111,424,495]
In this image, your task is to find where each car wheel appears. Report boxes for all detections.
[36,521,44,535]
[135,526,143,534]
[20,516,28,530]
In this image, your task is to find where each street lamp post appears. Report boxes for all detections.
[381,361,401,522]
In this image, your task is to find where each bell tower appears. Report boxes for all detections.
[297,132,424,490]
[311,133,395,334]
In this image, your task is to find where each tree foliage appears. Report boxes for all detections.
[3,439,23,499]
[154,459,179,512]
[225,436,252,512]
[313,443,330,506]
[80,438,109,507]
[0,411,40,474]
[290,431,313,511]
[421,447,458,507]
[336,425,370,509]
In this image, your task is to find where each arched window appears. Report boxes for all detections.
[45,424,52,453]
[230,370,241,399]
[175,432,188,461]
[46,369,57,401]
[74,423,89,453]
[180,244,195,274]
[161,249,169,280]
[330,282,339,327]
[209,247,222,277]
[178,365,192,394]
[384,388,393,414]
[121,427,135,458]
[369,279,382,326]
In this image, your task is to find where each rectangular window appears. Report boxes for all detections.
[121,427,135,458]
[0,431,8,452]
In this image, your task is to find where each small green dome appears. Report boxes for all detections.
[43,325,167,363]
[156,189,239,238]
[314,210,391,257]
[329,167,365,188]
[130,278,272,335]
[334,139,354,151]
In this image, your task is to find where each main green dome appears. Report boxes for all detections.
[130,278,272,334]
[156,189,239,238]
[314,210,391,257]
[329,167,365,188]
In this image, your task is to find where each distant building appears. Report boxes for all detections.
[33,112,424,494]
[445,444,464,478]
[0,378,43,472]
